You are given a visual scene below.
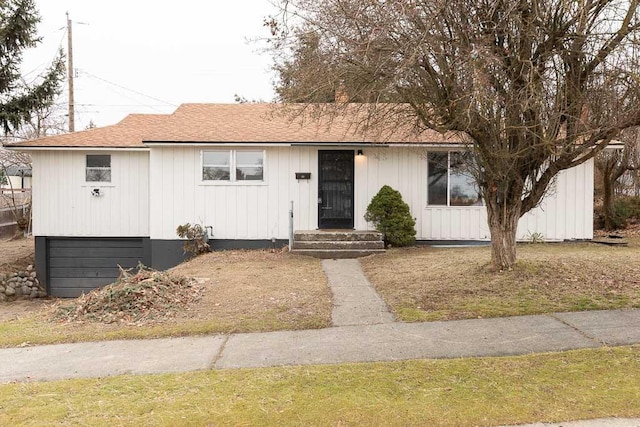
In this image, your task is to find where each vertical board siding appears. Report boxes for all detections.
[353,148,592,241]
[31,151,149,237]
[518,159,594,240]
[150,146,321,240]
[37,146,592,241]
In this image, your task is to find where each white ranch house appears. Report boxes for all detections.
[10,104,594,297]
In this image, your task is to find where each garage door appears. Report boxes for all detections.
[48,238,146,298]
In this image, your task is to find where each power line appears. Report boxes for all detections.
[80,71,177,108]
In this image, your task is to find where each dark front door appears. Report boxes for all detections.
[318,150,354,229]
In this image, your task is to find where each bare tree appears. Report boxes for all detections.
[268,0,640,269]
[595,128,639,230]
[0,148,32,235]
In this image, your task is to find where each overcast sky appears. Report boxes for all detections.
[22,1,278,131]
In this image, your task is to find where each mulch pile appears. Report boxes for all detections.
[51,264,203,325]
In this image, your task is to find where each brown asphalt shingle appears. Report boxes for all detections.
[9,103,468,148]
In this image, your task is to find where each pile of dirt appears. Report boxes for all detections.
[51,264,203,325]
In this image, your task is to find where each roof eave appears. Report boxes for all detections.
[5,146,150,151]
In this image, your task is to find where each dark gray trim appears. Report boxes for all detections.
[35,236,48,294]
[210,239,288,251]
[36,237,290,297]
[149,240,190,271]
[149,239,288,270]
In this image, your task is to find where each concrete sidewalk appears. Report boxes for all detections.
[1,308,639,383]
[1,258,640,384]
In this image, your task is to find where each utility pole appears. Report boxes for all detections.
[67,12,75,132]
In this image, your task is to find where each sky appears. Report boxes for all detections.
[21,1,278,131]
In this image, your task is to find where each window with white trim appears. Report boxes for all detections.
[427,151,482,206]
[202,150,264,182]
[86,155,111,182]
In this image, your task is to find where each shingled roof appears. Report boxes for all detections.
[9,103,469,148]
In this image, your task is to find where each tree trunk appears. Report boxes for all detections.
[603,176,617,231]
[486,201,520,270]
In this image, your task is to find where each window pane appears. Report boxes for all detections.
[86,168,111,182]
[203,166,230,180]
[236,151,263,166]
[428,152,448,205]
[450,152,482,206]
[86,155,110,168]
[203,151,230,166]
[236,167,263,181]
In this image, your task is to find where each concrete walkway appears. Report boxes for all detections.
[322,259,394,326]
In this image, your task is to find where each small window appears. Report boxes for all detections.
[449,152,482,206]
[236,151,264,181]
[203,151,231,180]
[86,155,111,182]
[202,150,264,182]
[427,152,448,205]
[427,151,482,206]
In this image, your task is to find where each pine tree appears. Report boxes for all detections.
[0,0,64,135]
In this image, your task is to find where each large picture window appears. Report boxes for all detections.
[427,151,482,206]
[202,150,264,182]
[86,155,111,182]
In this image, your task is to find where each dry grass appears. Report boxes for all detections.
[1,346,639,426]
[0,236,33,275]
[0,250,331,347]
[361,239,640,322]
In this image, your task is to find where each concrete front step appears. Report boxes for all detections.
[294,230,383,242]
[290,248,385,259]
[292,240,384,250]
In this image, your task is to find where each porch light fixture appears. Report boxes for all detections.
[356,149,364,156]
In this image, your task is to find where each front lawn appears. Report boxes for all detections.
[0,250,331,347]
[1,346,639,426]
[360,239,640,322]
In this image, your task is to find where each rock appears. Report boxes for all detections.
[29,290,38,298]
[0,293,5,302]
[30,272,36,278]
[5,287,15,296]
[27,265,33,272]
[34,279,39,285]
[0,285,4,293]
[21,285,29,294]
[37,291,47,298]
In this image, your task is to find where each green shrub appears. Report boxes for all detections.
[612,196,640,229]
[364,185,416,247]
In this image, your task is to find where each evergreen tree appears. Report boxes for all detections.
[0,0,64,135]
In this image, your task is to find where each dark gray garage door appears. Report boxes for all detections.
[48,238,146,298]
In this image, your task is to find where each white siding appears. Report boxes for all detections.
[354,148,593,241]
[31,151,149,237]
[150,146,593,242]
[149,146,320,240]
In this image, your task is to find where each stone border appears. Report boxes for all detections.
[0,264,46,301]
